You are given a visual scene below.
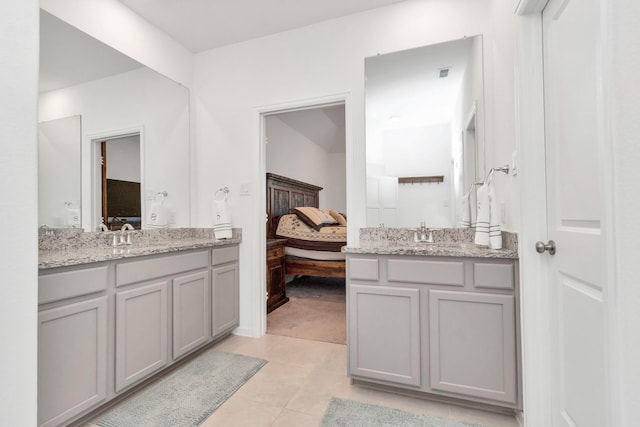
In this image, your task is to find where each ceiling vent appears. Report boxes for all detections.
[439,67,451,78]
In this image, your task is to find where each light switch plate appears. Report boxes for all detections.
[239,182,250,196]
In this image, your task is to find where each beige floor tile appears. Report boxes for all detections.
[270,409,323,427]
[286,368,371,416]
[199,395,283,427]
[233,360,314,407]
[315,343,347,375]
[266,335,343,368]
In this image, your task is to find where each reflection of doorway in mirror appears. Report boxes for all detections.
[93,133,142,230]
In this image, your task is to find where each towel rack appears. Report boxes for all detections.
[474,164,510,187]
[215,187,229,200]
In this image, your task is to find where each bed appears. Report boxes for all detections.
[266,173,346,278]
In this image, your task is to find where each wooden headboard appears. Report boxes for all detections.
[266,173,323,239]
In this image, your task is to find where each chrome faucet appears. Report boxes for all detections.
[413,222,434,243]
[120,223,135,245]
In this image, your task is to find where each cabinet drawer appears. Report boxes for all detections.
[348,258,379,281]
[212,245,239,266]
[116,251,209,287]
[39,266,108,304]
[388,259,464,286]
[267,246,284,261]
[473,263,514,290]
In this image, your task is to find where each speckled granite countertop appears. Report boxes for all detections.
[39,228,242,269]
[342,227,518,260]
[343,243,517,259]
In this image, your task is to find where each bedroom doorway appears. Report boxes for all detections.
[262,100,347,345]
[91,128,144,231]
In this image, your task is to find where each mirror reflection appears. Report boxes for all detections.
[365,35,485,228]
[38,115,82,228]
[38,10,191,231]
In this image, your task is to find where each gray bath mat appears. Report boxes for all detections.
[96,349,266,427]
[320,397,485,427]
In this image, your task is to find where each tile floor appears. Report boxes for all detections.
[88,333,520,426]
[202,333,519,426]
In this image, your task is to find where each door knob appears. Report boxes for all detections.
[535,240,556,255]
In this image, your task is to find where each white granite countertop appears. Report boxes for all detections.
[348,227,519,259]
[342,242,518,259]
[39,228,241,269]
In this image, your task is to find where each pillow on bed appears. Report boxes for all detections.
[293,207,337,231]
[323,209,347,226]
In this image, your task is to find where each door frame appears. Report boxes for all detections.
[515,0,620,425]
[255,92,352,336]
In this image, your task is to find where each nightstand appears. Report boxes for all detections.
[266,239,289,313]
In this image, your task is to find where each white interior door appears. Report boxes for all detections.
[542,0,607,425]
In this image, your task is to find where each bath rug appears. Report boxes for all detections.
[320,397,485,427]
[96,349,266,427]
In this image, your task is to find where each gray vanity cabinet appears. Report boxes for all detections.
[211,245,240,338]
[348,284,421,386]
[346,253,520,409]
[115,280,169,392]
[38,244,240,427]
[172,270,211,360]
[38,296,108,427]
[428,290,516,403]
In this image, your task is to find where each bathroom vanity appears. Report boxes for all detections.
[345,234,520,411]
[37,229,241,427]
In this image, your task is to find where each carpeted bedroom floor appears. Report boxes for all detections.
[266,276,346,345]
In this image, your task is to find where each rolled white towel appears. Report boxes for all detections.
[488,184,502,249]
[213,198,232,239]
[147,202,168,228]
[474,184,490,246]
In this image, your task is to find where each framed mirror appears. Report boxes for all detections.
[38,9,191,231]
[365,35,485,228]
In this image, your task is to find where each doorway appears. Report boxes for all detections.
[262,101,347,345]
[92,131,143,230]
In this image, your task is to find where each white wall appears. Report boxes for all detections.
[40,0,193,88]
[487,0,518,231]
[39,67,190,229]
[0,1,39,425]
[266,115,346,211]
[106,136,141,182]
[193,0,517,335]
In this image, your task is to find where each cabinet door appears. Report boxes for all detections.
[211,263,239,338]
[348,284,421,386]
[38,296,107,427]
[173,270,210,360]
[429,290,516,403]
[115,281,168,392]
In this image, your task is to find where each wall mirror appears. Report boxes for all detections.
[365,35,485,228]
[38,9,191,231]
[38,115,82,228]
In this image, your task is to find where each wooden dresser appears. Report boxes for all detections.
[266,238,289,313]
